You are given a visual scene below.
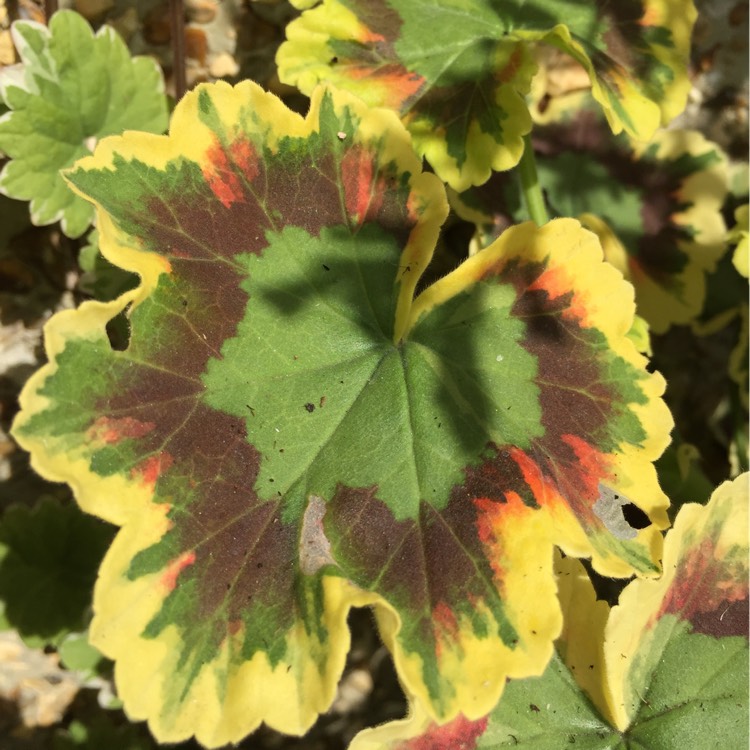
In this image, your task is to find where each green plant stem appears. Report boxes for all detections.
[519,134,548,226]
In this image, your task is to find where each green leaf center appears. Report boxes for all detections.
[203,224,542,523]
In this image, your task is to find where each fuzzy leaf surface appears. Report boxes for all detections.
[13,81,670,746]
[278,0,695,189]
[0,10,168,237]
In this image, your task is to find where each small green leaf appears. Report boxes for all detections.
[0,10,168,237]
[655,433,714,521]
[0,497,115,646]
[278,0,696,189]
[58,631,105,675]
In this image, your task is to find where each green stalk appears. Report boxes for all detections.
[518,134,548,226]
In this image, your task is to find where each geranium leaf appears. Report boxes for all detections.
[13,80,670,746]
[350,653,614,750]
[528,1,696,140]
[0,498,115,647]
[605,473,749,734]
[350,474,749,749]
[277,0,695,189]
[0,10,168,237]
[78,228,139,302]
[569,126,728,333]
[453,97,728,334]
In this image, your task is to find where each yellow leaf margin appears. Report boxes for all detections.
[12,81,449,746]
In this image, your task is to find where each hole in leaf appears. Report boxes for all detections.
[106,305,131,351]
[578,558,628,606]
[339,608,408,725]
[621,503,651,529]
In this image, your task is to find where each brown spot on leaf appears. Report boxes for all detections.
[299,495,336,576]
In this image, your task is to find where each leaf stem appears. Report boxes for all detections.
[519,134,548,226]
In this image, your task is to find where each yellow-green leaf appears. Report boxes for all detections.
[605,474,748,729]
[350,474,749,748]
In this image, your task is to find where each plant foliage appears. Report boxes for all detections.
[278,0,696,189]
[0,497,114,647]
[0,10,168,237]
[452,93,729,333]
[1,2,747,748]
[350,474,749,748]
[12,79,674,745]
